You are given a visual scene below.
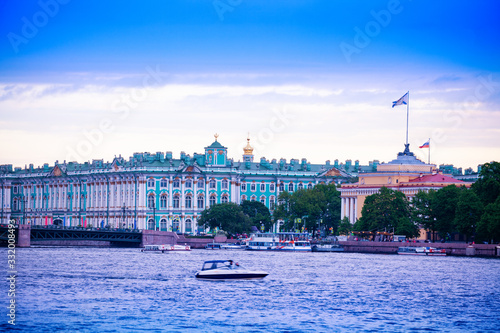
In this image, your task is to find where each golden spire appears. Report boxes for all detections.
[243,134,254,155]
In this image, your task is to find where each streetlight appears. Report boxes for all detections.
[122,203,126,229]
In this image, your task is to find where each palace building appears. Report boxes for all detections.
[0,135,350,233]
[339,144,471,224]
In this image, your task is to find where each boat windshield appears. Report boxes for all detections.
[201,260,243,271]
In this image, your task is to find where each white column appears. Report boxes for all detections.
[349,198,355,224]
[205,177,210,208]
[354,197,357,222]
[341,197,345,219]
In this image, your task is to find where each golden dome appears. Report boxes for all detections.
[243,137,254,155]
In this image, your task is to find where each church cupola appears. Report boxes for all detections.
[243,136,254,162]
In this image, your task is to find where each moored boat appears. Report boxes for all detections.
[195,260,269,280]
[246,232,312,251]
[397,246,446,256]
[312,243,344,252]
[141,244,191,253]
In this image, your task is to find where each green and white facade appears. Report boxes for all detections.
[0,137,351,233]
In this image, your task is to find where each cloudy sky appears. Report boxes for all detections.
[1,0,499,171]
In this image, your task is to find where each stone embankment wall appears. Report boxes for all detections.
[339,241,500,257]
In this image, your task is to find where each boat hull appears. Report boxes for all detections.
[195,272,269,280]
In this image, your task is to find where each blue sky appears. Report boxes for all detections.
[1,0,499,170]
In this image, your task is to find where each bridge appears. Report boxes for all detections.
[0,224,178,247]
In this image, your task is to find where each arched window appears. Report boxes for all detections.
[147,178,155,188]
[197,195,204,208]
[260,183,266,192]
[251,183,256,191]
[13,199,19,211]
[185,219,192,233]
[307,183,313,190]
[298,183,303,190]
[160,218,167,231]
[160,179,168,188]
[222,179,228,189]
[279,183,285,191]
[260,196,266,205]
[160,195,167,209]
[148,218,155,230]
[185,179,192,188]
[288,183,294,192]
[221,195,228,203]
[250,195,256,202]
[148,195,155,209]
[172,219,180,232]
[210,179,216,189]
[241,183,247,191]
[197,179,204,188]
[270,196,275,210]
[185,195,192,208]
[209,195,216,206]
[270,183,275,192]
[173,179,180,188]
[173,194,180,208]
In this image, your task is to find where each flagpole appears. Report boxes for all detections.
[406,91,409,146]
[428,138,431,164]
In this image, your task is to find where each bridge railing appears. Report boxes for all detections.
[1,223,141,233]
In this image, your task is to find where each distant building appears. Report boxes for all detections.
[0,135,351,233]
[339,144,472,225]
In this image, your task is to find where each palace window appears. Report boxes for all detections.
[307,183,313,190]
[172,219,180,232]
[251,183,256,191]
[160,195,167,209]
[185,179,192,188]
[209,179,216,189]
[197,195,204,208]
[241,183,247,191]
[250,195,256,202]
[148,195,155,209]
[270,183,275,192]
[209,195,216,206]
[173,179,180,188]
[288,183,294,192]
[260,183,266,192]
[222,179,228,189]
[270,197,275,210]
[185,219,192,233]
[147,178,155,188]
[298,183,303,190]
[160,218,167,231]
[173,195,180,209]
[260,197,266,205]
[221,195,228,203]
[185,195,192,209]
[279,183,285,192]
[198,179,204,188]
[148,219,155,230]
[160,179,168,188]
[241,195,247,201]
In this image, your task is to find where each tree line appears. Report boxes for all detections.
[197,162,499,243]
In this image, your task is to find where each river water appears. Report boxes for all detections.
[1,247,499,332]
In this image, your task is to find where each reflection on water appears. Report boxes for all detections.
[1,247,499,332]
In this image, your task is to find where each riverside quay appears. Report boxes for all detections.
[0,136,355,233]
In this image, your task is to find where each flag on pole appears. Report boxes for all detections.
[392,92,409,108]
[419,140,430,148]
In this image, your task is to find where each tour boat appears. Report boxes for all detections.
[195,260,269,280]
[205,243,244,250]
[141,244,191,253]
[246,232,312,251]
[397,246,446,256]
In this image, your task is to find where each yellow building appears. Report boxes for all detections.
[340,144,470,224]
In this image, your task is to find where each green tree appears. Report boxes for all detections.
[355,187,418,238]
[431,185,464,239]
[454,189,483,243]
[240,200,272,232]
[411,190,436,241]
[476,196,500,244]
[338,216,352,236]
[198,203,252,235]
[273,191,293,230]
[472,161,500,206]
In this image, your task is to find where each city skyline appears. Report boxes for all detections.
[1,0,499,170]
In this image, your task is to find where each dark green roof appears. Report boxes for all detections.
[206,140,225,149]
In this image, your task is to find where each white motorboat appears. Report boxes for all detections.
[195,260,269,280]
[141,244,191,253]
[397,246,446,256]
